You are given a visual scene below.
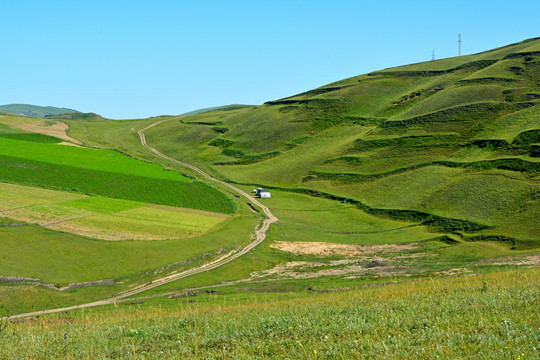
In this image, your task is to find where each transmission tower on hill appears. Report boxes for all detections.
[432,50,435,61]
[458,34,462,56]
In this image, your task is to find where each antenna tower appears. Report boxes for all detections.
[458,34,462,56]
[432,50,435,61]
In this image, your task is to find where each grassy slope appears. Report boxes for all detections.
[142,37,540,246]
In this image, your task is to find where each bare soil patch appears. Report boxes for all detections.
[3,121,83,144]
[249,259,409,280]
[271,241,419,257]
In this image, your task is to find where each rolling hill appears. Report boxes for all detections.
[1,38,538,359]
[0,103,79,117]
[141,37,539,248]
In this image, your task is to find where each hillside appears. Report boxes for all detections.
[143,37,539,248]
[0,103,79,117]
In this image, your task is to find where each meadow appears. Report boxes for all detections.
[0,211,259,315]
[138,38,539,249]
[1,269,537,359]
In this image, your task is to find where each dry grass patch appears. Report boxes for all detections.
[271,240,419,256]
[478,254,540,267]
[1,120,83,144]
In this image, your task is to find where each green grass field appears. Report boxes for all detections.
[1,269,537,359]
[1,38,538,359]
[135,38,539,248]
[0,133,236,213]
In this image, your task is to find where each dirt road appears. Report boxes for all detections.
[3,120,277,320]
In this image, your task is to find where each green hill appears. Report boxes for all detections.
[180,104,254,116]
[0,104,79,117]
[144,37,540,246]
[44,112,106,120]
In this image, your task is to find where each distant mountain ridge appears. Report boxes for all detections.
[0,104,79,118]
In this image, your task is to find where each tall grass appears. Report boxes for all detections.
[1,269,537,359]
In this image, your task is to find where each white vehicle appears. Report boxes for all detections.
[255,188,271,198]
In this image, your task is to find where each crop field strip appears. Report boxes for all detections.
[0,183,230,240]
[0,135,235,213]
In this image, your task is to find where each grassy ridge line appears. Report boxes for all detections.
[0,155,235,213]
[0,104,78,117]
[1,269,537,359]
[310,158,540,182]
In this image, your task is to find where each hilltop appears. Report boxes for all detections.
[44,112,106,121]
[0,103,79,117]
[180,104,254,116]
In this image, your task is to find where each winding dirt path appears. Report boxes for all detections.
[3,120,278,320]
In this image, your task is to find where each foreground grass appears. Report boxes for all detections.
[1,269,537,359]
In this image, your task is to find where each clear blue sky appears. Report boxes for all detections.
[1,0,538,119]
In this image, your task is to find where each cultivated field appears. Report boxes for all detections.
[0,133,235,213]
[0,183,229,240]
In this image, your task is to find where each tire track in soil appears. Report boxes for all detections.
[3,120,278,320]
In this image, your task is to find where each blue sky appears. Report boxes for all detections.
[1,0,538,119]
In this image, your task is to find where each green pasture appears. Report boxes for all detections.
[463,58,523,80]
[0,211,256,285]
[0,182,85,210]
[134,186,535,298]
[476,105,540,141]
[52,205,228,240]
[396,85,505,119]
[1,37,538,322]
[62,196,145,213]
[3,269,536,359]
